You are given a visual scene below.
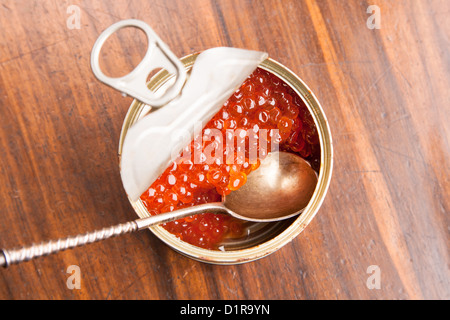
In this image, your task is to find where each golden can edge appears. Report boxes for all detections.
[118,53,333,265]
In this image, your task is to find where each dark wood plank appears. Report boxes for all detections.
[0,0,448,300]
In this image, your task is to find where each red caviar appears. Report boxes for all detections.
[140,68,320,249]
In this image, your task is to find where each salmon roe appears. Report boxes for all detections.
[140,68,320,249]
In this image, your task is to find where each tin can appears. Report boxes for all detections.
[118,53,333,264]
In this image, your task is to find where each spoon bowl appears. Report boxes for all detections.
[224,151,318,222]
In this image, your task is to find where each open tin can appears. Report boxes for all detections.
[118,53,333,264]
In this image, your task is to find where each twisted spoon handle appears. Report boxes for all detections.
[0,202,225,268]
[0,221,138,267]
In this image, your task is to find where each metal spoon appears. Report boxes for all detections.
[0,151,317,267]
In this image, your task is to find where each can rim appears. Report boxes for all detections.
[118,53,333,264]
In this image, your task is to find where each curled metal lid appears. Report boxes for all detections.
[91,20,267,201]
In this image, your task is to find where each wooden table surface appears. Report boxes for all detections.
[0,0,448,300]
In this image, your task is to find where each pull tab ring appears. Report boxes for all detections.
[91,19,187,107]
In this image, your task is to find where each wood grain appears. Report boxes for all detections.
[0,0,448,300]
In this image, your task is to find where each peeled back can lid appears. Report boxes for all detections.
[90,19,268,201]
